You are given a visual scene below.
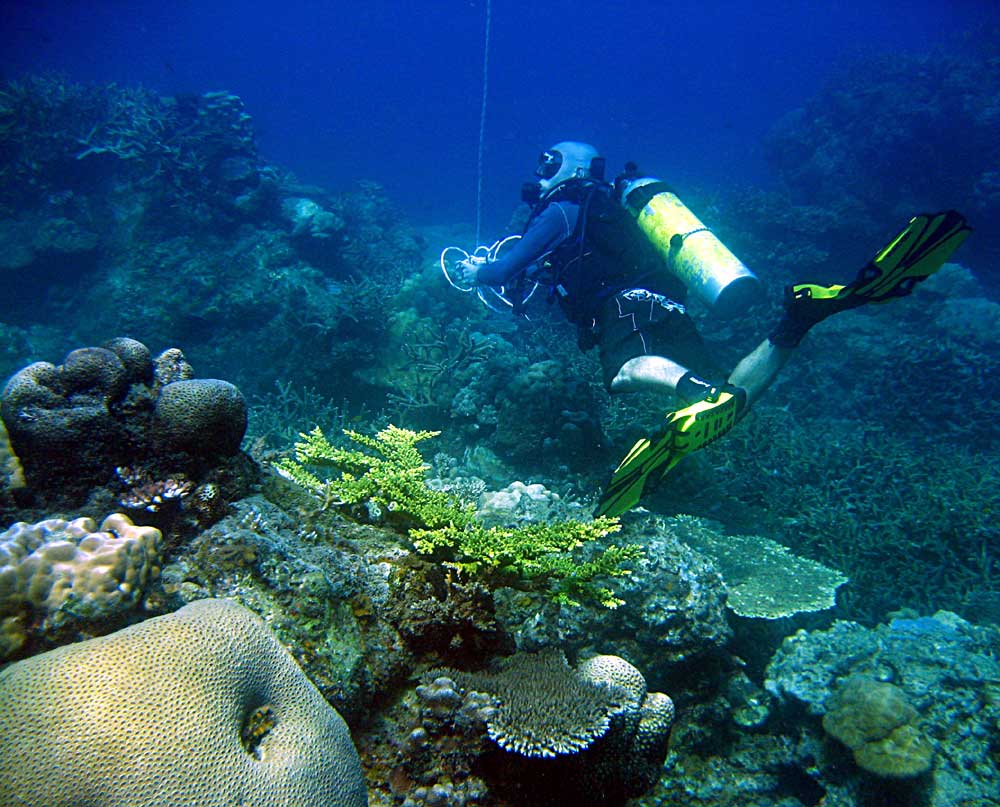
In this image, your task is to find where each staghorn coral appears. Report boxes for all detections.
[275,424,466,528]
[0,598,368,807]
[276,425,640,608]
[0,513,161,658]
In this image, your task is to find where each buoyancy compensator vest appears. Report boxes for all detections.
[521,179,687,325]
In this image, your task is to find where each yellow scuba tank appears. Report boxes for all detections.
[619,177,763,318]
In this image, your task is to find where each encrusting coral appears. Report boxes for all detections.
[822,674,935,779]
[275,425,641,607]
[0,598,368,807]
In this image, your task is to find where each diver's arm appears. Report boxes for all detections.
[475,203,577,286]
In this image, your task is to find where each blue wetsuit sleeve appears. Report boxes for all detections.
[476,203,578,287]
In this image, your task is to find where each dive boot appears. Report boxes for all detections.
[770,210,971,348]
[595,386,742,518]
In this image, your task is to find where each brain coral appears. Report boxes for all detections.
[0,598,369,807]
[154,378,248,456]
[0,353,129,490]
[0,513,162,658]
[0,340,249,501]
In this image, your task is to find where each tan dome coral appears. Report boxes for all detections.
[0,513,162,657]
[822,675,934,779]
[0,598,368,807]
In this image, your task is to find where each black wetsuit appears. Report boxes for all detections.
[477,183,717,389]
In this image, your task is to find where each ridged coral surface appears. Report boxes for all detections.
[0,513,162,657]
[0,598,368,807]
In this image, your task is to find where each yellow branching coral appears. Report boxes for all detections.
[276,425,641,607]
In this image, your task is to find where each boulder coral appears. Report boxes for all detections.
[0,337,248,501]
[822,675,934,779]
[154,378,248,456]
[0,598,369,807]
[0,512,162,658]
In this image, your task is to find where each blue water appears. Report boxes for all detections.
[3,0,997,236]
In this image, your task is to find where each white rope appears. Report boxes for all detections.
[440,235,537,315]
[475,0,492,247]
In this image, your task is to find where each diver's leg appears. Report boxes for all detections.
[609,355,688,395]
[727,339,795,407]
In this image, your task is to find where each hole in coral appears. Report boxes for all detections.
[241,704,277,759]
[776,764,825,807]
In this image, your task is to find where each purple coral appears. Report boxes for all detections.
[153,378,247,457]
[0,339,250,506]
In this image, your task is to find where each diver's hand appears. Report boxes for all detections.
[457,257,483,285]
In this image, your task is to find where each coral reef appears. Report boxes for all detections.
[1,62,997,807]
[0,513,161,658]
[0,598,368,807]
[0,337,251,512]
[0,75,262,227]
[764,46,1000,271]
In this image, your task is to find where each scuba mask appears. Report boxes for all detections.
[521,149,564,205]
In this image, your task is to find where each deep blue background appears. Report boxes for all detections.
[2,1,997,237]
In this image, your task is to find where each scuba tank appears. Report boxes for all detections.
[618,176,763,318]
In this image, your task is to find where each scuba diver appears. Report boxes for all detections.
[450,141,971,518]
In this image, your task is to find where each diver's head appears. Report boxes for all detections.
[528,141,604,201]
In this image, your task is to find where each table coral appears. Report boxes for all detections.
[402,649,674,806]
